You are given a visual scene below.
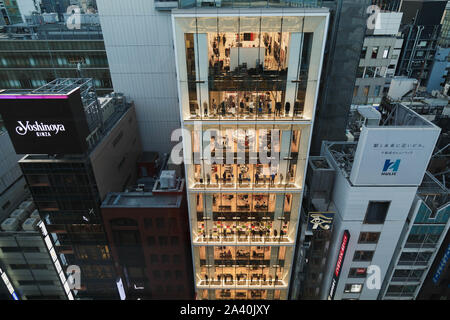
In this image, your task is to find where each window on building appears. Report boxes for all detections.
[358,232,380,244]
[150,254,159,264]
[1,247,40,253]
[364,201,390,224]
[173,254,181,264]
[168,217,177,229]
[164,270,172,279]
[382,48,390,59]
[374,85,381,96]
[386,284,418,296]
[348,268,367,278]
[361,46,367,59]
[371,47,379,58]
[344,283,363,293]
[363,86,370,97]
[392,269,424,281]
[10,264,47,270]
[144,218,152,228]
[147,237,156,246]
[175,270,183,280]
[112,230,140,246]
[153,270,161,279]
[2,201,11,210]
[171,236,179,246]
[159,236,168,246]
[353,86,359,97]
[353,250,374,262]
[156,218,165,228]
[162,254,169,264]
[356,66,365,78]
[398,252,432,265]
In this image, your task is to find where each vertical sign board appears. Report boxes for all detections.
[432,244,450,284]
[328,230,350,300]
[350,126,440,186]
[0,89,90,154]
[0,268,19,300]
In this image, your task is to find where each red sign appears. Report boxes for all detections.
[334,231,350,277]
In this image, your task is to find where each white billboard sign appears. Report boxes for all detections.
[349,126,440,186]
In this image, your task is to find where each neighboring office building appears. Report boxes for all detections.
[0,0,23,25]
[0,199,74,300]
[426,46,450,93]
[379,171,449,299]
[319,103,440,300]
[352,12,403,105]
[101,165,194,300]
[16,0,41,22]
[0,23,112,95]
[171,7,329,300]
[290,156,337,299]
[310,0,370,154]
[437,0,450,48]
[0,126,29,223]
[417,220,450,300]
[395,0,447,87]
[0,78,142,299]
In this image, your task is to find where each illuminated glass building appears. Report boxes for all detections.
[171,8,329,300]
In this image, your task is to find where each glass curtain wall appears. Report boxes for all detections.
[175,12,326,300]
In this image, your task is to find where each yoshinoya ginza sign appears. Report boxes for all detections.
[0,90,90,154]
[15,121,66,137]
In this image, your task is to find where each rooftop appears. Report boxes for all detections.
[102,192,182,208]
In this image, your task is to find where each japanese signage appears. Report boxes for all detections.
[350,126,440,186]
[432,244,450,284]
[328,230,350,300]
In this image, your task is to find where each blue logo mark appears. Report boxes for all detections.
[382,159,400,175]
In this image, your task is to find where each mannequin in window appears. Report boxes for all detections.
[285,101,290,116]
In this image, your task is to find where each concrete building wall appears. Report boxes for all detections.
[0,131,28,221]
[96,0,180,155]
[320,163,418,300]
[310,0,370,154]
[89,105,142,200]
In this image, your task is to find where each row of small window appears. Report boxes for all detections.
[150,254,183,264]
[360,46,390,60]
[152,270,184,280]
[0,247,41,253]
[111,217,178,229]
[147,236,180,246]
[353,84,384,98]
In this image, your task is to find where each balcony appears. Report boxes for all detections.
[196,278,287,289]
[193,233,293,245]
[178,0,321,9]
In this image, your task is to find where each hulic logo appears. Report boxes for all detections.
[15,121,66,137]
[382,159,400,176]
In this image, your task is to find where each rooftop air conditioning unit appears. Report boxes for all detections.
[10,209,29,223]
[160,170,176,189]
[22,218,39,231]
[1,218,20,231]
[19,201,35,213]
[30,209,40,219]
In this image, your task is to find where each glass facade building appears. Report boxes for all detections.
[172,8,329,300]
